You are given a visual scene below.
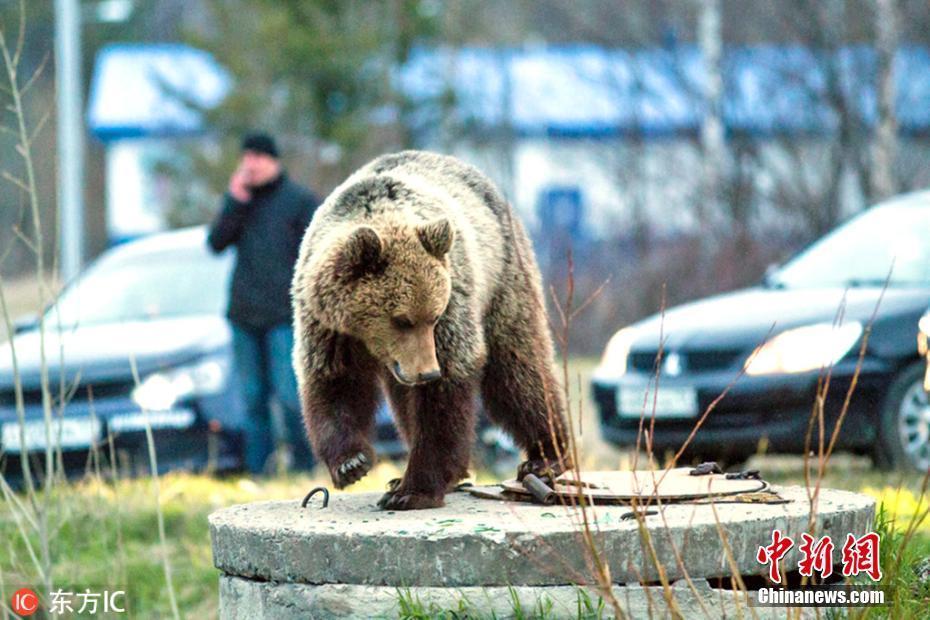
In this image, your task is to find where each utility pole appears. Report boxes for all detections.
[55,0,84,281]
[872,0,899,201]
[698,0,725,239]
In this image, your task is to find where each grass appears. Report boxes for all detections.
[870,505,930,617]
[0,462,413,619]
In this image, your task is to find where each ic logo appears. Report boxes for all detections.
[12,588,39,616]
[663,352,684,377]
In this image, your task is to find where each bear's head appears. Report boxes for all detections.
[316,218,454,385]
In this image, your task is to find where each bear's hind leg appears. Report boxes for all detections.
[481,298,572,482]
[378,378,476,510]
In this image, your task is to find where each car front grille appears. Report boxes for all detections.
[628,349,745,374]
[0,380,136,408]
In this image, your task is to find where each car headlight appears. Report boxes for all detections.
[132,355,229,411]
[744,322,862,376]
[593,327,637,382]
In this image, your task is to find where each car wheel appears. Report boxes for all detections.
[876,362,930,473]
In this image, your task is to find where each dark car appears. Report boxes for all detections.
[0,228,246,483]
[0,227,514,485]
[593,191,930,472]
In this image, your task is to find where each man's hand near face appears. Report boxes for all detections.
[229,163,252,203]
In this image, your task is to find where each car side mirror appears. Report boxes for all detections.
[13,314,39,334]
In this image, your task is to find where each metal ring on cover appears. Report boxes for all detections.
[301,486,330,509]
[621,509,659,520]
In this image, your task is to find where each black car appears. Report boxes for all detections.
[0,227,515,485]
[593,191,930,471]
[0,228,246,483]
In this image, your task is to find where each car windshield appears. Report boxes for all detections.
[48,242,231,328]
[770,202,930,289]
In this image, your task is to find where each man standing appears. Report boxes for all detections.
[208,132,318,474]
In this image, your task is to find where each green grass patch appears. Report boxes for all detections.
[0,464,406,619]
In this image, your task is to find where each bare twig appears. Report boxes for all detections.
[0,1,59,600]
[19,50,49,97]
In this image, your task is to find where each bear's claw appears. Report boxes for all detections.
[332,451,372,488]
[377,489,444,511]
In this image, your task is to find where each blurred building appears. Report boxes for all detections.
[87,43,228,243]
[402,44,930,240]
[86,42,930,244]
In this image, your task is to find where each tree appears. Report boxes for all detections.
[182,0,444,196]
[0,2,55,279]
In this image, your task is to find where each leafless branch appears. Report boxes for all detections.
[19,50,49,96]
[1,170,30,193]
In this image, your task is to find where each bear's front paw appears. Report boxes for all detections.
[330,451,373,489]
[377,489,444,511]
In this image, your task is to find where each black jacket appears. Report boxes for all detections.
[207,172,319,329]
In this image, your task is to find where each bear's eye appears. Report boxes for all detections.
[391,315,415,330]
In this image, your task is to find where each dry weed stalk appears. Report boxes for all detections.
[0,1,60,601]
[0,5,178,617]
[529,246,905,619]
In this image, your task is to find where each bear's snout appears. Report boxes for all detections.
[392,360,441,385]
[417,368,442,383]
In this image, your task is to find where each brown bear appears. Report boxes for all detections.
[290,150,571,510]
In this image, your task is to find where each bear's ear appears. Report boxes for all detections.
[417,218,454,259]
[336,226,383,279]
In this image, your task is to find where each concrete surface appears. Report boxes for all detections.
[218,575,822,619]
[209,485,874,587]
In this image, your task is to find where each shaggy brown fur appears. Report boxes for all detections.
[291,150,570,510]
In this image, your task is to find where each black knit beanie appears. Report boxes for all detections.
[241,132,279,158]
